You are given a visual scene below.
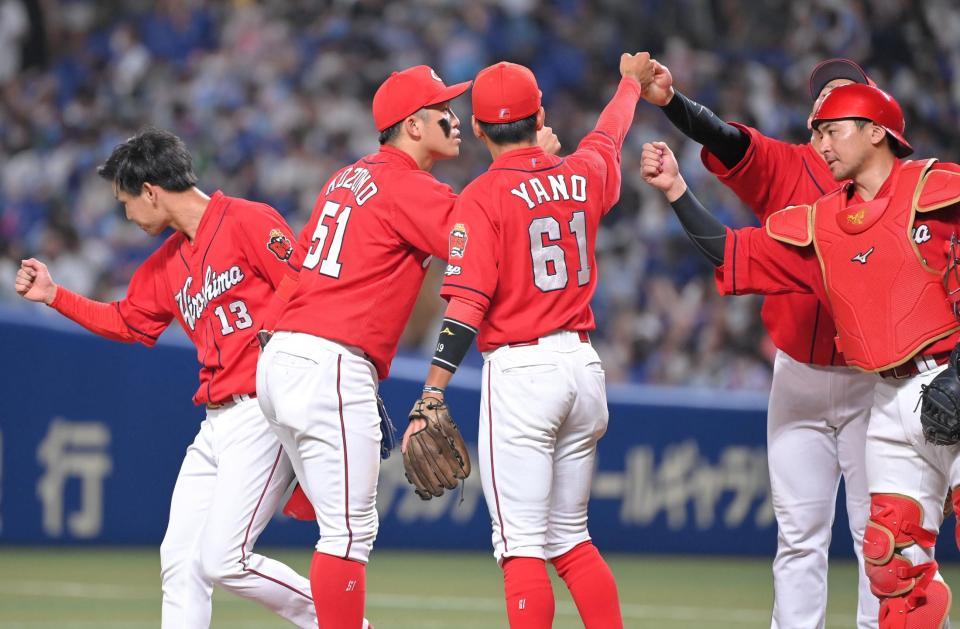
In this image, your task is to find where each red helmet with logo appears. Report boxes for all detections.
[811,83,913,157]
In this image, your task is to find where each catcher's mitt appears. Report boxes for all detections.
[403,397,471,500]
[920,351,960,445]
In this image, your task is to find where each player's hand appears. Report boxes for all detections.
[15,258,58,305]
[401,392,442,453]
[536,126,561,155]
[642,60,675,106]
[620,52,655,88]
[401,416,428,454]
[641,141,687,201]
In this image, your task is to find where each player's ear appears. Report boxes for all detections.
[870,123,887,148]
[471,116,483,140]
[535,107,545,131]
[404,114,423,141]
[141,182,159,204]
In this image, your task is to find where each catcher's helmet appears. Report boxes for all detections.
[811,83,913,157]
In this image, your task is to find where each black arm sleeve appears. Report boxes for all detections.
[669,189,727,267]
[661,91,751,169]
[431,318,477,374]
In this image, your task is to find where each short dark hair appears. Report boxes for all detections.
[477,113,538,146]
[852,118,900,152]
[378,120,403,145]
[378,109,432,145]
[97,127,198,196]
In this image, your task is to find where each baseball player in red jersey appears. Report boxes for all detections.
[255,65,473,628]
[642,83,959,628]
[640,57,880,628]
[12,129,347,628]
[400,55,654,629]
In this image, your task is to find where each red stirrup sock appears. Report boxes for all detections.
[310,551,365,628]
[501,557,555,628]
[552,541,623,629]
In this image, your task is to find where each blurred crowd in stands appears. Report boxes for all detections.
[2,0,959,389]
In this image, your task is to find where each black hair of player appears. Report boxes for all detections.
[477,113,538,145]
[378,120,403,145]
[852,118,900,153]
[97,127,199,196]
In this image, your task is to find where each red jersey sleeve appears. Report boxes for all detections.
[115,248,175,344]
[574,77,641,213]
[389,171,459,259]
[51,247,173,346]
[701,124,822,221]
[439,185,499,309]
[235,203,298,288]
[233,202,300,330]
[715,226,822,297]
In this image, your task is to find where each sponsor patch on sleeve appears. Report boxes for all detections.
[449,223,468,259]
[267,229,294,261]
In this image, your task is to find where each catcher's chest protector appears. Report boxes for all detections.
[813,159,960,371]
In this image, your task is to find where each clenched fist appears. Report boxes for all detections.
[15,258,58,305]
[642,60,675,107]
[620,52,655,88]
[641,141,687,201]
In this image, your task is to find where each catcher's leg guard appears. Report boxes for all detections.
[864,494,949,628]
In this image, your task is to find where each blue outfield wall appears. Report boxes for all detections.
[2,309,957,559]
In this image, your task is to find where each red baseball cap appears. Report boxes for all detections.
[472,62,542,124]
[372,65,472,132]
[809,58,873,101]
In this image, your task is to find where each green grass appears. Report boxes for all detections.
[0,548,950,628]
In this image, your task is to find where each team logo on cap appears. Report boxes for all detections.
[267,229,293,261]
[430,69,443,82]
[498,108,511,119]
[449,223,468,258]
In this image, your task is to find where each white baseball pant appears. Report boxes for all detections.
[257,332,381,564]
[767,350,878,629]
[159,396,316,628]
[867,364,960,585]
[479,330,609,563]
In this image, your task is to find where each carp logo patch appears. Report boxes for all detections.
[914,224,932,244]
[449,223,468,258]
[267,229,293,261]
[846,209,866,225]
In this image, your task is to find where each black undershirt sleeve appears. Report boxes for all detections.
[661,91,751,169]
[669,189,727,267]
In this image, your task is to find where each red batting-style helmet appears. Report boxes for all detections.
[811,83,913,157]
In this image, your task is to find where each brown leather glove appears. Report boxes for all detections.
[402,397,471,500]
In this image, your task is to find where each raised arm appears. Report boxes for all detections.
[640,141,820,297]
[641,61,750,169]
[16,256,172,345]
[640,142,726,265]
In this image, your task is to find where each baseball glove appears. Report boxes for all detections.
[377,394,398,460]
[920,350,960,445]
[403,397,471,500]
